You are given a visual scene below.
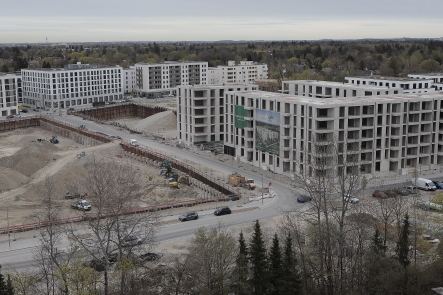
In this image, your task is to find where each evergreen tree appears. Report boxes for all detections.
[371,229,387,255]
[268,233,283,295]
[281,234,301,294]
[249,220,269,295]
[396,214,411,268]
[0,265,7,294]
[5,275,13,295]
[231,231,249,295]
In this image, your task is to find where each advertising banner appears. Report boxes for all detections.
[255,109,280,156]
[234,105,247,129]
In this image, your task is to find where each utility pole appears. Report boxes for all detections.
[7,206,10,248]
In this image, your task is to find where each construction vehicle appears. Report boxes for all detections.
[178,175,190,185]
[168,178,179,189]
[49,135,59,144]
[228,173,256,190]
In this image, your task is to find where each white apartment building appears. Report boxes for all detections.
[135,61,208,97]
[408,73,443,91]
[177,83,443,178]
[224,91,443,177]
[208,61,268,85]
[345,76,435,94]
[176,84,258,146]
[122,66,136,94]
[0,73,20,117]
[282,80,403,97]
[22,63,123,109]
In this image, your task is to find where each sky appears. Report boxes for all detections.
[1,0,443,43]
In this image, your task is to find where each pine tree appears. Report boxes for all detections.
[249,220,269,295]
[231,231,249,295]
[0,265,7,294]
[371,229,387,255]
[281,234,301,294]
[268,233,283,295]
[5,275,13,295]
[396,214,411,268]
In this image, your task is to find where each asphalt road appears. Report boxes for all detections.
[0,113,300,271]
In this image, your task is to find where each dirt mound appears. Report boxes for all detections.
[0,141,59,177]
[133,111,177,133]
[0,168,29,191]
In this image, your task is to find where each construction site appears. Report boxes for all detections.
[0,102,251,232]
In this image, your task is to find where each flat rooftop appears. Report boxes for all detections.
[283,80,402,91]
[346,76,433,82]
[228,90,443,106]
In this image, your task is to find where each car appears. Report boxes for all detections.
[384,190,398,197]
[372,190,388,199]
[20,109,28,113]
[178,211,198,222]
[214,206,232,216]
[15,114,21,118]
[139,252,162,262]
[394,188,410,196]
[70,200,92,211]
[33,108,40,112]
[433,181,443,189]
[344,194,360,204]
[121,236,142,247]
[297,195,312,203]
[6,115,14,119]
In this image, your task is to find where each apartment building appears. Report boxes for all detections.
[282,80,403,97]
[176,84,258,145]
[22,63,123,109]
[0,73,20,116]
[224,91,443,177]
[122,66,136,94]
[408,73,443,91]
[177,82,443,178]
[135,61,208,97]
[345,76,435,94]
[208,61,268,85]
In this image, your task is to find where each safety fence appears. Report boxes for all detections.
[0,194,239,234]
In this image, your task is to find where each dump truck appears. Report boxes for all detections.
[228,173,256,190]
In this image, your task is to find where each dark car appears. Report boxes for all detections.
[20,109,28,113]
[121,236,142,247]
[297,195,312,203]
[178,211,198,222]
[214,206,232,216]
[6,115,14,119]
[433,181,443,189]
[372,190,388,199]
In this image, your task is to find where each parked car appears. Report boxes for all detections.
[384,190,398,197]
[344,194,360,204]
[6,115,14,119]
[178,211,198,222]
[214,206,232,216]
[297,195,312,203]
[433,181,443,189]
[121,236,142,247]
[139,252,162,262]
[20,109,28,113]
[372,190,388,199]
[394,187,410,196]
[70,200,92,211]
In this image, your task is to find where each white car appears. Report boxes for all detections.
[344,195,360,204]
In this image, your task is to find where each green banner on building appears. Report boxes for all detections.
[234,105,248,129]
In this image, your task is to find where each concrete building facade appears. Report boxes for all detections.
[282,80,403,98]
[122,66,136,94]
[22,63,123,109]
[0,73,20,117]
[176,84,258,145]
[135,61,208,97]
[345,76,435,94]
[208,61,268,85]
[408,73,443,91]
[177,83,443,179]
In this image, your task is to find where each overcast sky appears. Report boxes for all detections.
[1,0,442,43]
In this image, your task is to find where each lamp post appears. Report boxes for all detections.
[261,165,267,205]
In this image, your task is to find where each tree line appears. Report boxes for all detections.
[1,40,442,82]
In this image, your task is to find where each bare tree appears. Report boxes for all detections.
[67,157,158,295]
